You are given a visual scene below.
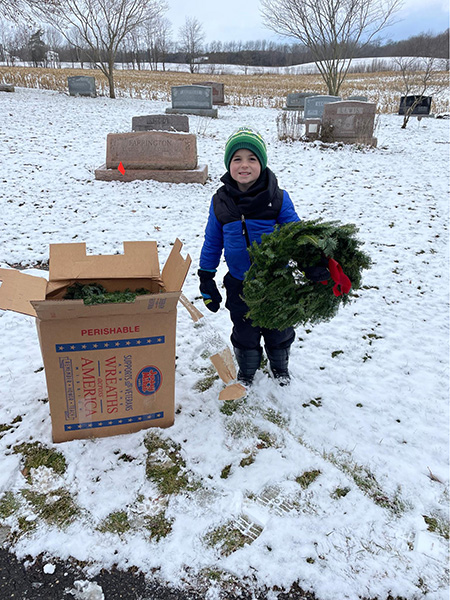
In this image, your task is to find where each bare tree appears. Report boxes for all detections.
[260,0,403,96]
[178,17,204,73]
[394,56,448,128]
[143,15,171,71]
[0,0,58,22]
[0,22,31,65]
[33,0,167,98]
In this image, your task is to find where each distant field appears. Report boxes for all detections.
[1,65,449,114]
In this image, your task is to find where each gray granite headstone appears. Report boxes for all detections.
[132,114,189,132]
[304,95,341,119]
[283,92,315,110]
[68,76,96,98]
[166,85,218,118]
[0,84,15,92]
[172,85,212,108]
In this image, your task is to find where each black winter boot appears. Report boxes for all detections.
[234,347,262,386]
[265,347,291,386]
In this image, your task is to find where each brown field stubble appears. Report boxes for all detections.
[0,65,449,113]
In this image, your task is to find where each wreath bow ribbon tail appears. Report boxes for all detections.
[320,258,352,297]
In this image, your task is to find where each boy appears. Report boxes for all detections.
[198,127,301,386]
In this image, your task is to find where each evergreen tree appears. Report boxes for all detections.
[28,29,47,67]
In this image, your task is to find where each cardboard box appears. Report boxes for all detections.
[0,240,191,443]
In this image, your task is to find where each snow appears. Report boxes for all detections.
[0,85,449,599]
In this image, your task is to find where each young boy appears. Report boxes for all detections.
[198,127,301,386]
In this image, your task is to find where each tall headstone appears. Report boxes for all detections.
[166,86,218,118]
[304,95,342,119]
[192,82,227,105]
[322,100,377,146]
[132,114,189,132]
[398,96,432,116]
[94,131,208,184]
[282,92,315,111]
[68,76,96,98]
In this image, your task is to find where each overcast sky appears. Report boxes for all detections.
[166,0,449,45]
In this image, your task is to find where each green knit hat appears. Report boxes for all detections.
[224,127,268,171]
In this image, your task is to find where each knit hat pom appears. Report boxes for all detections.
[224,127,268,171]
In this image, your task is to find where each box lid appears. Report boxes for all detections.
[49,241,160,282]
[0,268,47,317]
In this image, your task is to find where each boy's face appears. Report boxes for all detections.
[229,148,261,192]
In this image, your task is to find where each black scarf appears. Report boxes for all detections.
[217,168,282,219]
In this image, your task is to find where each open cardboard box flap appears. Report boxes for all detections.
[49,241,161,281]
[0,239,191,318]
[162,239,192,292]
[0,268,47,317]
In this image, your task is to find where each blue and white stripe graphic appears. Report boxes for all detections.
[64,411,164,431]
[56,336,165,353]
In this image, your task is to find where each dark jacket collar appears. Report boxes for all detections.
[217,168,281,217]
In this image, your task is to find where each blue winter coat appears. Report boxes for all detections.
[200,168,300,280]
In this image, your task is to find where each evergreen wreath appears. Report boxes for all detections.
[243,219,372,330]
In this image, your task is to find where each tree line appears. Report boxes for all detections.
[2,25,448,70]
[0,0,448,104]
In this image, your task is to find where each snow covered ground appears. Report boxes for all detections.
[0,86,449,600]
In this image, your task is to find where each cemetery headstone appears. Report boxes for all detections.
[398,96,432,116]
[0,84,15,92]
[192,82,227,105]
[95,131,208,184]
[348,95,368,102]
[132,114,189,132]
[282,92,315,111]
[304,95,342,119]
[322,100,377,146]
[166,85,218,118]
[304,119,322,140]
[68,76,96,98]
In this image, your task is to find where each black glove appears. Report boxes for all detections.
[303,265,330,282]
[198,269,222,312]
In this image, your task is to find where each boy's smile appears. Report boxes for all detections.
[229,148,262,191]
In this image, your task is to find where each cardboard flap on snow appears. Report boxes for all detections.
[0,268,47,317]
[219,383,247,402]
[210,347,237,383]
[161,239,191,292]
[49,241,161,282]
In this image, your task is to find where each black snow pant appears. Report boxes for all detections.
[223,272,295,352]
